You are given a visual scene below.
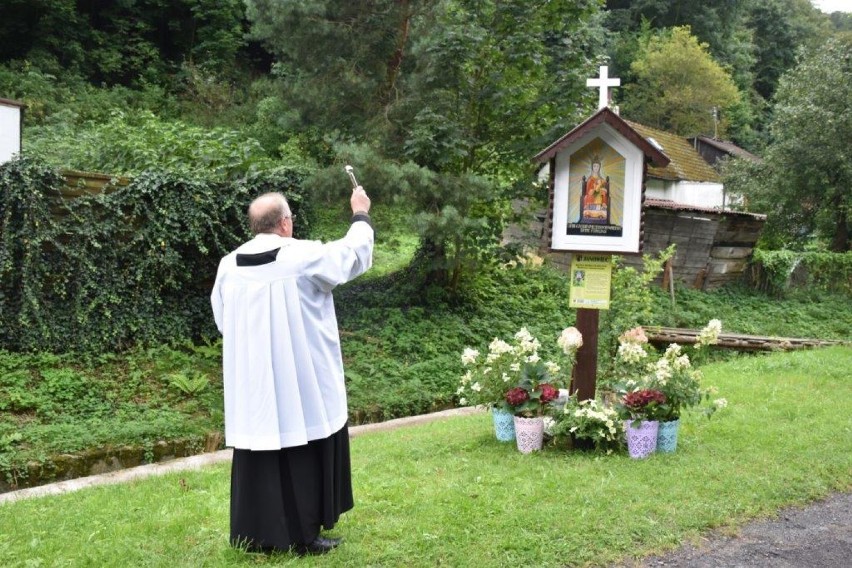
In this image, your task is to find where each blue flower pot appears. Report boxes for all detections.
[492,408,516,442]
[656,419,680,453]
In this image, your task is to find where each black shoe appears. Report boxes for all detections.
[294,536,343,556]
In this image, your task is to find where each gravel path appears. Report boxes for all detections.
[617,491,852,568]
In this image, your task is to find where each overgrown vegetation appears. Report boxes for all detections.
[0,157,311,353]
[0,342,224,487]
[2,242,849,487]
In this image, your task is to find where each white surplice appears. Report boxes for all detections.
[211,220,373,450]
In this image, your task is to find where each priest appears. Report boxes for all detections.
[211,185,373,555]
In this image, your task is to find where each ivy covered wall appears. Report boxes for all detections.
[0,157,312,353]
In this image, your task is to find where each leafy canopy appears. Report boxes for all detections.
[725,37,851,252]
[621,26,741,137]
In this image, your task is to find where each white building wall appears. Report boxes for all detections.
[645,179,726,209]
[0,102,22,164]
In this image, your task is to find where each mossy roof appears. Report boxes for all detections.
[624,121,721,183]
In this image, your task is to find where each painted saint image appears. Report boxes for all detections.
[580,157,609,224]
[566,138,625,237]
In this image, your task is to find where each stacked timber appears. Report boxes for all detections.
[644,326,846,351]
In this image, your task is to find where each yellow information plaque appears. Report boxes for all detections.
[569,254,612,310]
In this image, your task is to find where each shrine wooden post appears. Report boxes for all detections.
[573,308,598,401]
[532,66,669,401]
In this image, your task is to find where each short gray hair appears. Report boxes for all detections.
[248,193,291,234]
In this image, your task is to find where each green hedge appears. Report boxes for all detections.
[749,249,852,297]
[0,156,312,353]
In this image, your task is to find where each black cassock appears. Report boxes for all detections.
[229,423,354,552]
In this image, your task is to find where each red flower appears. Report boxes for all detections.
[538,383,559,404]
[623,389,666,410]
[506,387,529,406]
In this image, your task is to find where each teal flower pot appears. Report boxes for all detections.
[657,419,680,453]
[492,407,515,442]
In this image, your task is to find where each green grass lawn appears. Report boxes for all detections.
[1,347,850,567]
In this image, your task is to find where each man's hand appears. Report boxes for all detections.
[350,186,371,215]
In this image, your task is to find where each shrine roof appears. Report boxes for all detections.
[533,107,670,168]
[0,98,26,108]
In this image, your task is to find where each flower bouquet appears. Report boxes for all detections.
[457,326,582,449]
[613,320,728,423]
[549,395,624,453]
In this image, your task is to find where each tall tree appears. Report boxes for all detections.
[747,0,832,101]
[619,26,741,137]
[0,0,253,86]
[247,0,608,290]
[726,37,851,251]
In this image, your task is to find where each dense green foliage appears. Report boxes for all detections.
[0,157,312,353]
[725,37,852,251]
[0,0,259,87]
[246,0,607,288]
[620,26,742,138]
[748,249,852,297]
[0,342,224,487]
[27,109,274,177]
[605,0,833,148]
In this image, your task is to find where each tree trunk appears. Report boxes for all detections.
[830,207,849,252]
[381,0,411,107]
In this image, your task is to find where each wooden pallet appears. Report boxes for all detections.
[644,326,847,352]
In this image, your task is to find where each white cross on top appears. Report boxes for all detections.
[586,65,621,110]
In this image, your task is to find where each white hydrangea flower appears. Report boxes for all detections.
[461,371,472,384]
[526,353,540,364]
[545,361,561,375]
[459,397,467,405]
[697,319,722,346]
[514,327,534,343]
[510,363,521,372]
[502,372,510,383]
[461,348,479,366]
[557,327,583,354]
[618,342,647,364]
[665,343,682,357]
[456,386,465,395]
[674,354,691,370]
[471,382,482,392]
[655,358,672,382]
[714,398,728,409]
[489,338,513,355]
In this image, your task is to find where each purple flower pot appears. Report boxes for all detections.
[514,416,544,453]
[625,420,658,459]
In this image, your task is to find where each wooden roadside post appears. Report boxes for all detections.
[573,308,599,401]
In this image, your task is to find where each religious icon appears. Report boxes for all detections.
[579,156,610,225]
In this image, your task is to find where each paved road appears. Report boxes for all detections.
[618,491,852,568]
